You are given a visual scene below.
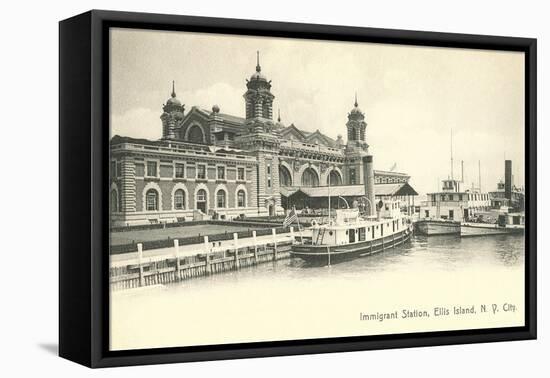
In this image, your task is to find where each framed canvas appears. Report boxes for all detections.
[59,10,537,368]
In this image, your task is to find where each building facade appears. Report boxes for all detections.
[110,54,412,226]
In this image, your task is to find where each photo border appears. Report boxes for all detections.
[59,9,536,368]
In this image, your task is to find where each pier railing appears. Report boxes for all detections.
[110,225,291,254]
[110,228,297,291]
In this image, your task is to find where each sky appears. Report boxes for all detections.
[110,28,525,196]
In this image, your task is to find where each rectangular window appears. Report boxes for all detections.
[449,194,454,201]
[197,164,206,179]
[267,164,271,175]
[146,161,157,177]
[217,166,225,180]
[110,161,116,177]
[174,191,185,210]
[216,191,226,208]
[267,178,272,188]
[237,191,246,207]
[349,168,356,185]
[146,192,157,211]
[459,194,463,201]
[237,167,245,181]
[175,163,185,178]
[358,227,366,241]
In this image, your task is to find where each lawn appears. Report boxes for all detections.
[110,224,262,246]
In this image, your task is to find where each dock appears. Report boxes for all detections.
[110,227,309,291]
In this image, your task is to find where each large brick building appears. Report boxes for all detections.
[110,54,414,226]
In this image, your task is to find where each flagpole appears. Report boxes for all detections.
[294,206,305,244]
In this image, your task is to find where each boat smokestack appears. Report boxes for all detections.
[363,155,375,216]
[505,160,512,200]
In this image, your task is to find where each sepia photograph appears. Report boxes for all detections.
[108,27,526,351]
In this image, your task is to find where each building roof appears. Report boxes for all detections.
[198,108,246,125]
[192,107,340,149]
[110,135,165,147]
[375,183,418,196]
[280,187,298,197]
[373,169,410,178]
[304,129,338,148]
[286,182,418,198]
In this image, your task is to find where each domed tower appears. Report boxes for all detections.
[236,52,282,216]
[244,51,275,124]
[346,93,367,145]
[161,81,185,139]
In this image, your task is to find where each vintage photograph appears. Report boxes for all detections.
[108,28,526,351]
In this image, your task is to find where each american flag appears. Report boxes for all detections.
[283,207,298,227]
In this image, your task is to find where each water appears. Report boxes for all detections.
[110,234,525,351]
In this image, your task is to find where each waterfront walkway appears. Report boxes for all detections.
[110,229,312,268]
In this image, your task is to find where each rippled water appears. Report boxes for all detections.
[110,234,525,351]
[169,234,524,287]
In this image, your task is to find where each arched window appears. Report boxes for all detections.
[279,165,292,186]
[301,167,319,187]
[174,189,185,210]
[110,190,118,212]
[187,125,205,143]
[216,190,226,208]
[146,189,159,211]
[237,190,246,207]
[327,170,343,186]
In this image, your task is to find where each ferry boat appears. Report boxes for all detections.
[291,199,413,265]
[416,131,491,236]
[416,177,491,236]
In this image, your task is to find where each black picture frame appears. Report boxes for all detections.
[59,9,537,368]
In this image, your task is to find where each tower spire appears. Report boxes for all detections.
[256,51,261,72]
[277,108,281,123]
[171,80,176,98]
[354,92,358,107]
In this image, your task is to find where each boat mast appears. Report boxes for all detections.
[450,129,454,180]
[478,160,481,192]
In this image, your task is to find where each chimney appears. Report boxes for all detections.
[362,155,375,216]
[504,160,512,200]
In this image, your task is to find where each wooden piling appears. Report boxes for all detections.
[137,243,144,287]
[272,228,278,260]
[204,236,210,275]
[253,230,258,262]
[174,239,180,281]
[234,233,240,269]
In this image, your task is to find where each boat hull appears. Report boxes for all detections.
[461,224,524,237]
[415,219,460,236]
[290,227,412,265]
